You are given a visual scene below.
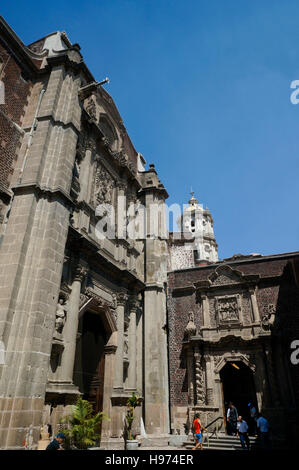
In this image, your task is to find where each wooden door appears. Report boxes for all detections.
[89,352,105,414]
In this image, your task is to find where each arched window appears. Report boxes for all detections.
[99,114,117,148]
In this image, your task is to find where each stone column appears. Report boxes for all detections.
[128,297,138,391]
[114,292,128,390]
[101,339,117,439]
[144,285,170,435]
[136,306,143,395]
[117,181,127,241]
[186,348,194,406]
[194,345,205,405]
[249,287,260,323]
[205,354,214,406]
[142,178,169,436]
[56,264,88,387]
[201,293,210,327]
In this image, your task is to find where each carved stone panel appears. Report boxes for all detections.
[215,295,240,325]
[92,162,115,206]
[241,292,252,324]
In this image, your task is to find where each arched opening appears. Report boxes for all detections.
[220,361,257,434]
[73,310,107,413]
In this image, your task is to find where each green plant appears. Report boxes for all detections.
[125,392,140,440]
[61,397,109,449]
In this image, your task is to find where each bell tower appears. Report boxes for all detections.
[177,189,218,264]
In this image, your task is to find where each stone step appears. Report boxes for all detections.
[183,435,258,451]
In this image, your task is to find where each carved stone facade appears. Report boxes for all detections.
[92,161,115,206]
[0,20,169,449]
[168,253,299,448]
[1,17,299,452]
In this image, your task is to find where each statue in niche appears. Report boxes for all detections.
[73,159,80,179]
[55,298,67,334]
[184,311,197,339]
[123,313,130,359]
[124,335,129,357]
[86,97,97,121]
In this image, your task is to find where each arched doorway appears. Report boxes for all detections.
[73,310,107,413]
[220,361,257,434]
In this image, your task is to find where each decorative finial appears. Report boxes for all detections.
[188,186,198,206]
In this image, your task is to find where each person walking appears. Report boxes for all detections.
[256,413,270,449]
[45,432,65,451]
[192,413,207,451]
[237,416,250,450]
[227,402,238,435]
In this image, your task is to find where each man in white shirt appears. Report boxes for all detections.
[237,416,250,450]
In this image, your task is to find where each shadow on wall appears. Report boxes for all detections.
[271,261,299,447]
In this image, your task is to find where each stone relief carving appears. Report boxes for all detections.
[79,292,89,309]
[211,273,239,286]
[260,304,276,331]
[213,355,223,369]
[213,352,256,373]
[216,296,240,324]
[92,162,115,206]
[79,286,117,322]
[208,265,243,286]
[208,298,217,328]
[241,292,252,324]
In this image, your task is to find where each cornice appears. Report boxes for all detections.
[12,183,75,207]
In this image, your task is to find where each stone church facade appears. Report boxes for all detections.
[0,17,169,449]
[0,17,299,450]
[167,197,299,448]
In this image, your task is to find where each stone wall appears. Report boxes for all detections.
[0,40,32,225]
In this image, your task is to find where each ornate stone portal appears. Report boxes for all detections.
[168,255,299,444]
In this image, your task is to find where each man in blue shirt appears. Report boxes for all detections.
[256,413,270,448]
[237,416,250,450]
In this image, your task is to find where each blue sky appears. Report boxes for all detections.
[2,0,299,259]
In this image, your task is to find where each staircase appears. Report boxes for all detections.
[183,433,258,451]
